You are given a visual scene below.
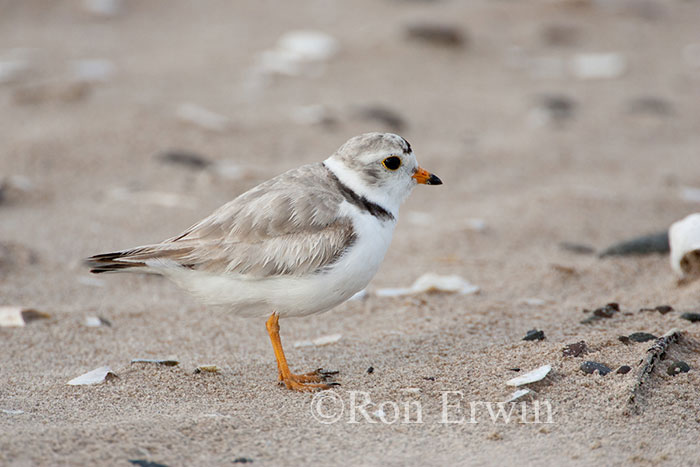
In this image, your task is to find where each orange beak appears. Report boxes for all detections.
[412,167,443,185]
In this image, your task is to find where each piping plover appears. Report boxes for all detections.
[86,132,442,391]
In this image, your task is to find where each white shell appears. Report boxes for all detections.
[277,31,339,62]
[506,365,552,387]
[506,389,533,402]
[67,366,116,385]
[570,53,626,80]
[376,273,479,297]
[0,306,49,327]
[669,213,700,278]
[176,103,230,132]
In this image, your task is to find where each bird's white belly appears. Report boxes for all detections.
[170,205,396,318]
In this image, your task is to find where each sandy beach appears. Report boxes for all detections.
[2,1,700,465]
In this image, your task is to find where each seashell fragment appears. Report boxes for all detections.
[0,306,49,327]
[506,364,552,387]
[67,366,117,385]
[376,273,479,297]
[669,213,700,278]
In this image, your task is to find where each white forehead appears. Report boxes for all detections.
[335,132,414,164]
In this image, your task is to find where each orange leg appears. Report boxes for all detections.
[265,313,339,391]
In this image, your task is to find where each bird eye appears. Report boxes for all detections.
[382,156,402,171]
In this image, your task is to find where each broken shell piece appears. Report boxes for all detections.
[176,103,231,132]
[681,187,700,203]
[0,306,50,327]
[71,59,115,82]
[506,389,533,403]
[194,365,221,374]
[1,409,24,415]
[506,364,552,387]
[131,358,179,366]
[569,53,626,80]
[84,316,111,327]
[293,333,342,348]
[376,273,479,297]
[670,213,700,278]
[277,30,339,62]
[67,366,117,385]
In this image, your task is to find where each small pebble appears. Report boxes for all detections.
[128,461,168,467]
[639,305,673,315]
[616,365,632,375]
[598,232,669,257]
[356,105,406,132]
[626,97,674,116]
[232,458,254,464]
[582,303,619,324]
[580,361,612,376]
[531,94,576,126]
[522,329,546,341]
[423,376,436,381]
[540,23,579,47]
[563,341,588,357]
[594,303,619,318]
[680,312,700,323]
[667,361,690,376]
[157,150,212,170]
[618,336,631,345]
[560,242,595,255]
[366,366,374,374]
[405,23,466,48]
[628,332,657,343]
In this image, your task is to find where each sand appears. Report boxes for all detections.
[1,0,700,465]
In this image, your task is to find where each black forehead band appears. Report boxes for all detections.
[401,137,412,154]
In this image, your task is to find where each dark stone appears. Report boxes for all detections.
[616,365,632,374]
[680,312,700,323]
[640,305,674,314]
[129,461,169,467]
[563,341,588,357]
[356,106,406,132]
[560,242,595,255]
[423,376,436,381]
[156,150,212,170]
[598,231,669,257]
[626,97,674,116]
[405,23,466,48]
[536,94,576,123]
[523,329,546,341]
[232,458,254,464]
[618,336,631,345]
[667,361,690,376]
[508,368,521,372]
[582,303,620,323]
[366,366,374,374]
[580,361,612,376]
[628,332,658,343]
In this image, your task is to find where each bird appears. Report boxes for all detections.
[86,132,442,391]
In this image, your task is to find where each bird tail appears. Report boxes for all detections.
[84,248,149,274]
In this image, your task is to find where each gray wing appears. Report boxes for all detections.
[99,163,357,278]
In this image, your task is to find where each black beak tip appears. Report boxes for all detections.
[427,174,443,185]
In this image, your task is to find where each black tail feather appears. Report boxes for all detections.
[84,249,147,274]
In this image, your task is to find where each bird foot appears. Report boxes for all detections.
[279,368,340,391]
